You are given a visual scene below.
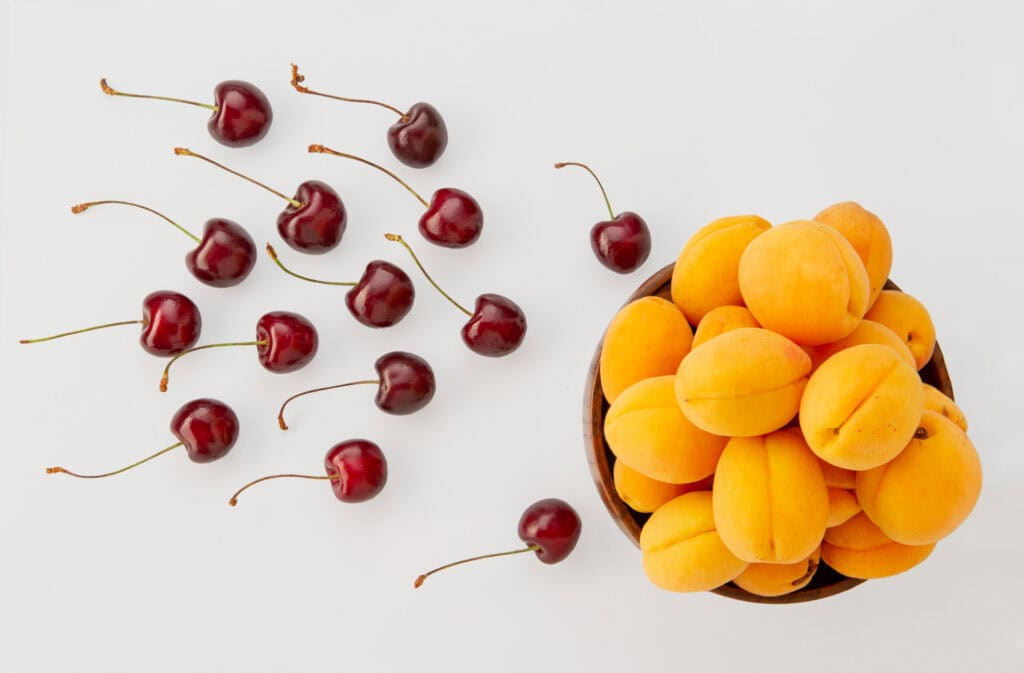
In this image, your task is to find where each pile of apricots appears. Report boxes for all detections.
[600,202,982,597]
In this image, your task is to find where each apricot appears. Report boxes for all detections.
[827,488,861,527]
[922,383,968,432]
[676,328,810,437]
[599,297,694,403]
[640,491,748,592]
[605,376,727,483]
[671,215,772,324]
[817,457,856,489]
[808,319,915,371]
[613,461,712,513]
[800,344,924,470]
[857,410,982,545]
[690,305,760,350]
[822,512,935,579]
[738,220,870,345]
[733,547,821,597]
[813,202,893,309]
[863,290,936,370]
[712,429,829,564]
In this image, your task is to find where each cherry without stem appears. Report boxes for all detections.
[291,64,447,169]
[100,78,272,147]
[308,144,481,248]
[385,234,526,357]
[175,147,345,254]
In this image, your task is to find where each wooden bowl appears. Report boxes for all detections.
[583,262,954,604]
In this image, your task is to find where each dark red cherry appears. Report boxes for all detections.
[187,218,257,287]
[388,102,448,169]
[325,440,388,503]
[209,80,273,147]
[100,78,272,148]
[45,398,239,481]
[419,188,483,248]
[256,311,319,373]
[346,262,415,327]
[461,294,527,357]
[374,351,436,414]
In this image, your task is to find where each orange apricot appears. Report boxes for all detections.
[613,462,712,513]
[808,319,915,371]
[817,457,856,489]
[827,488,861,527]
[822,512,935,579]
[813,202,893,309]
[733,547,821,597]
[863,290,936,370]
[922,383,968,432]
[690,305,760,350]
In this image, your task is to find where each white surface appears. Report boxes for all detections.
[2,1,1023,671]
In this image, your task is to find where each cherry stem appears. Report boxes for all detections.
[100,78,219,112]
[554,161,615,221]
[20,319,144,344]
[265,243,356,287]
[45,441,184,479]
[228,472,340,506]
[414,544,541,589]
[384,233,471,317]
[174,147,302,208]
[308,144,428,208]
[277,380,379,430]
[290,64,408,119]
[160,340,268,392]
[71,200,200,243]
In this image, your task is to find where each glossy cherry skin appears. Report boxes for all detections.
[140,291,202,356]
[419,188,483,248]
[170,398,240,463]
[208,81,273,147]
[374,351,435,414]
[185,218,257,287]
[277,180,346,254]
[256,311,318,373]
[461,294,527,357]
[387,102,448,168]
[324,440,387,503]
[591,211,651,274]
[518,498,582,564]
[344,261,415,328]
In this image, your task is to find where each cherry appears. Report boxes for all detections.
[277,351,435,430]
[159,311,317,391]
[308,145,481,248]
[71,200,256,287]
[386,234,526,356]
[228,439,387,506]
[414,498,581,588]
[20,290,201,357]
[100,78,272,147]
[175,147,345,254]
[554,162,651,273]
[265,244,414,327]
[45,398,239,480]
[290,64,447,168]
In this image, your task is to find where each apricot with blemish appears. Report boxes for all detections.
[863,290,936,370]
[733,547,822,597]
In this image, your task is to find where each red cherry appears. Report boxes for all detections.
[228,439,387,506]
[45,398,239,480]
[265,244,414,328]
[385,234,527,357]
[175,148,345,254]
[100,78,271,148]
[20,290,201,357]
[555,162,651,273]
[291,64,447,168]
[71,200,256,287]
[308,145,481,247]
[276,351,435,430]
[414,498,582,588]
[159,310,317,391]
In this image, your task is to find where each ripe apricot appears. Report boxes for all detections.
[676,328,810,437]
[733,547,821,597]
[640,492,748,592]
[671,215,771,324]
[822,512,935,579]
[813,202,893,309]
[817,457,856,489]
[605,376,727,483]
[738,220,870,345]
[857,410,982,545]
[922,383,968,432]
[613,461,712,513]
[863,290,936,370]
[827,488,861,527]
[712,429,829,564]
[808,319,915,371]
[690,305,760,349]
[599,297,693,403]
[800,344,924,470]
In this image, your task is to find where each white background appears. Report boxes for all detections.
[2,1,1022,671]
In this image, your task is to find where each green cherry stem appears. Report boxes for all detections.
[554,161,615,220]
[414,545,542,589]
[290,64,408,120]
[174,147,302,208]
[384,233,471,317]
[277,380,380,430]
[100,78,219,112]
[71,200,200,244]
[265,243,356,287]
[160,340,269,392]
[46,441,184,479]
[228,472,341,506]
[20,319,144,344]
[308,144,428,208]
